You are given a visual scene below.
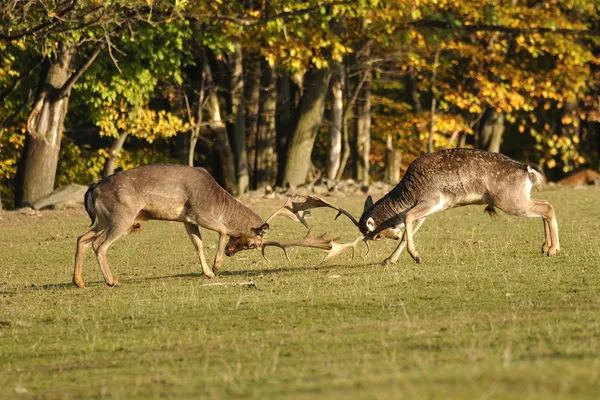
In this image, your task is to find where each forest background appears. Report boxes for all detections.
[1,0,599,210]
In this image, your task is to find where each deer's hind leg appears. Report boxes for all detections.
[73,228,101,288]
[184,223,215,279]
[530,199,559,256]
[383,218,426,265]
[92,216,133,287]
[496,196,559,256]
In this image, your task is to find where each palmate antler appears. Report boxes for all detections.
[291,195,360,227]
[261,195,369,264]
[262,229,369,263]
[264,196,311,228]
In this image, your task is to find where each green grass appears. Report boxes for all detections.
[1,186,600,399]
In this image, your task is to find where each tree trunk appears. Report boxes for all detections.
[254,60,277,188]
[354,65,372,185]
[276,75,298,186]
[245,56,261,188]
[205,62,237,194]
[478,109,504,153]
[16,43,75,207]
[229,42,249,194]
[327,61,343,180]
[428,44,440,153]
[283,67,332,188]
[102,132,129,178]
[188,54,206,166]
[385,134,402,185]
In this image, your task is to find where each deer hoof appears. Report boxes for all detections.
[541,244,550,254]
[382,258,396,266]
[204,271,216,279]
[73,279,85,289]
[546,247,560,257]
[107,279,120,287]
[415,256,422,264]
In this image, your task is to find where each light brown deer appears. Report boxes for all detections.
[291,149,560,265]
[73,164,341,288]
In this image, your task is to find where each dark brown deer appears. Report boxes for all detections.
[292,149,560,265]
[73,164,336,288]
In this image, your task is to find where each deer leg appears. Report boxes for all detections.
[541,217,551,254]
[405,200,444,264]
[213,231,227,273]
[530,199,560,256]
[184,223,215,279]
[73,229,100,288]
[92,223,128,287]
[383,218,426,265]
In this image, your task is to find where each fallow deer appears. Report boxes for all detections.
[290,149,560,265]
[73,164,340,288]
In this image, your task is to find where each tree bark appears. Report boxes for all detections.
[354,65,372,185]
[385,134,402,185]
[428,44,440,153]
[205,62,237,194]
[276,75,299,186]
[102,132,129,178]
[229,42,249,194]
[188,54,206,167]
[254,60,277,188]
[15,43,75,207]
[245,56,261,188]
[327,61,343,180]
[478,109,504,153]
[283,67,332,188]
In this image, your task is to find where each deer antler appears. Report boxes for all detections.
[262,229,369,263]
[322,235,370,263]
[264,196,311,229]
[291,195,360,227]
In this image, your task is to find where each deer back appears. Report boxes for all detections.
[90,164,264,236]
[359,149,544,235]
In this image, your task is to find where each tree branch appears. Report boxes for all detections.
[0,60,42,104]
[0,0,78,41]
[190,0,355,27]
[404,20,600,37]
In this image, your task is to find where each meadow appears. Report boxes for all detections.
[1,186,599,399]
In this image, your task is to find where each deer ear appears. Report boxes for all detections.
[363,195,374,213]
[366,217,376,232]
[253,223,270,237]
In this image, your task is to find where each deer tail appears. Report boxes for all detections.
[84,183,98,227]
[484,204,498,219]
[527,164,546,189]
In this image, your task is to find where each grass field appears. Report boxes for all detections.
[1,186,599,399]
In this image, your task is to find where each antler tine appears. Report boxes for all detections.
[292,195,360,227]
[261,230,369,264]
[264,196,310,229]
[261,229,338,262]
[321,235,369,264]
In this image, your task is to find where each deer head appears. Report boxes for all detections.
[224,223,270,256]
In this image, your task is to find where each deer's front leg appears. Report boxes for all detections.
[383,218,426,265]
[404,201,443,264]
[184,223,215,279]
[213,231,227,273]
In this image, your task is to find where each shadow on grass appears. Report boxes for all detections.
[19,262,381,291]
